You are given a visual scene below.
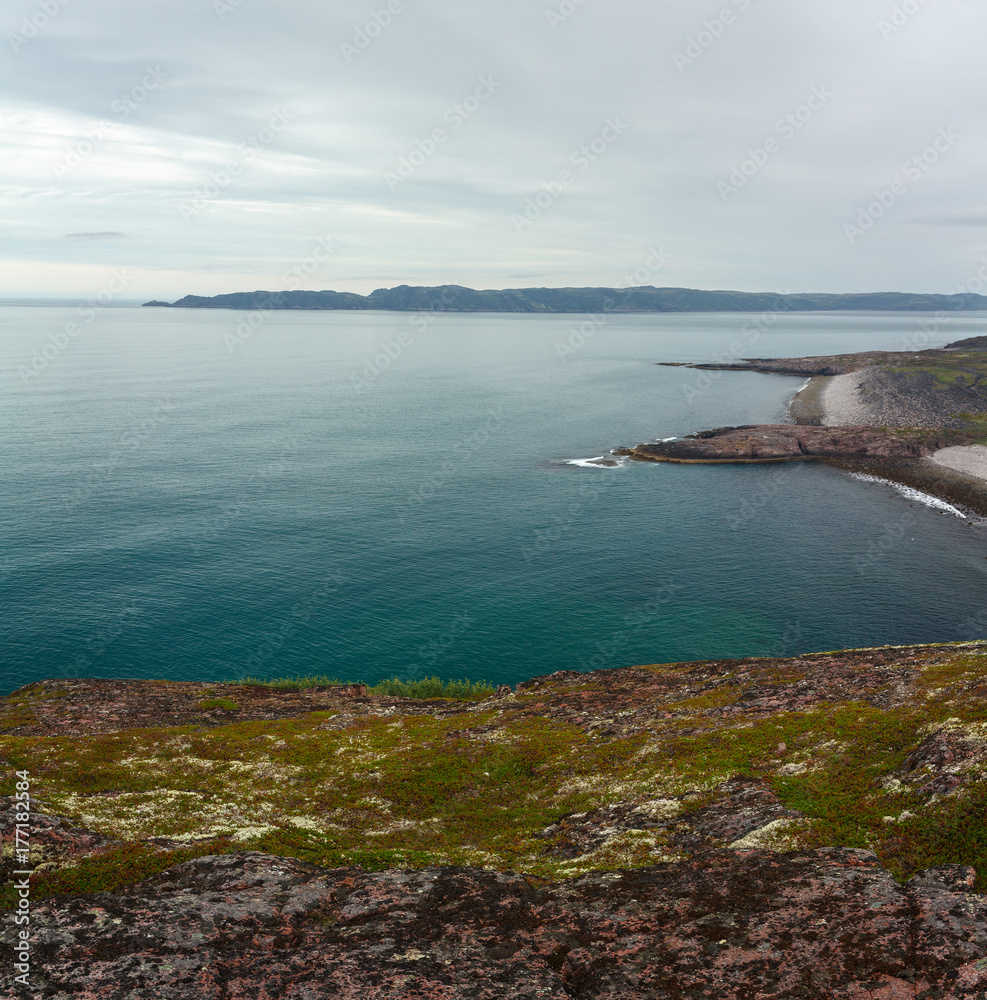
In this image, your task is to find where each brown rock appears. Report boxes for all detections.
[623,425,973,464]
[8,848,987,998]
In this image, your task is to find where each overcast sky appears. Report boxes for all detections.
[2,0,986,300]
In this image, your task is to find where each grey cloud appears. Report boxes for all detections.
[2,0,987,299]
[65,231,128,240]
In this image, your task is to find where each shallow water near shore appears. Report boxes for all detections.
[2,306,987,695]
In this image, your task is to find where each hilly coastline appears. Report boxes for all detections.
[143,285,987,314]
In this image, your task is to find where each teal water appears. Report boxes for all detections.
[2,306,987,695]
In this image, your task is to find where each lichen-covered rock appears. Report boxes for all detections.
[540,776,801,861]
[6,848,987,998]
[0,795,117,879]
[4,642,987,994]
[897,725,987,797]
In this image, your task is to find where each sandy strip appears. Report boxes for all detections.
[820,371,875,426]
[928,444,987,486]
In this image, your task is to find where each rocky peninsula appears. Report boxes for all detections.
[4,641,987,996]
[627,335,987,514]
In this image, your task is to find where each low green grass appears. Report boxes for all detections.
[238,674,496,701]
[238,674,345,689]
[197,698,241,712]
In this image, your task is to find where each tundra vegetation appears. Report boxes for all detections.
[2,642,986,909]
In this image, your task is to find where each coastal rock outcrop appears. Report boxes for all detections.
[4,642,987,996]
[12,848,987,998]
[619,424,972,463]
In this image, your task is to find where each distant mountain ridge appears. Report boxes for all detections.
[143,285,987,314]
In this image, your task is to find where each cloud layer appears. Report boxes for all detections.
[2,0,986,299]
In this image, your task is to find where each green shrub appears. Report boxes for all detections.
[368,677,495,700]
[197,698,241,712]
[236,674,495,701]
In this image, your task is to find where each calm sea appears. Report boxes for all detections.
[2,306,986,695]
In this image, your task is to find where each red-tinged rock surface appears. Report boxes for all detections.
[0,642,966,741]
[0,795,117,860]
[4,642,987,996]
[620,424,972,464]
[4,848,985,999]
[0,678,372,736]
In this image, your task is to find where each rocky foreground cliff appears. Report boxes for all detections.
[3,641,987,996]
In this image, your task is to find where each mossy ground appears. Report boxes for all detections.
[885,348,987,390]
[3,645,987,905]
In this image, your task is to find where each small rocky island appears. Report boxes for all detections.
[3,641,987,996]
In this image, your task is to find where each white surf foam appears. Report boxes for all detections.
[849,473,967,518]
[565,456,626,469]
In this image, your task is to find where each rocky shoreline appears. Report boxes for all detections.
[617,424,974,464]
[4,641,987,996]
[629,336,987,514]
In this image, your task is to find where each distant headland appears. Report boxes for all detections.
[142,285,987,314]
